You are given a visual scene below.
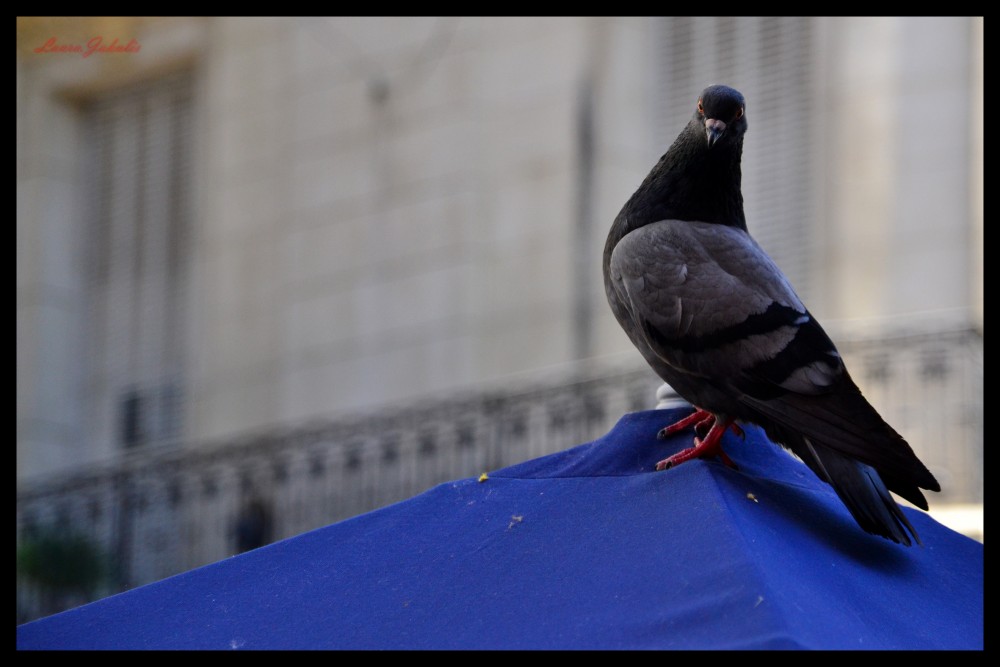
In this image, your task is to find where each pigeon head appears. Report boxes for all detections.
[605,84,750,240]
[694,85,747,148]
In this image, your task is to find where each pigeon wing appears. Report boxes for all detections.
[608,219,831,389]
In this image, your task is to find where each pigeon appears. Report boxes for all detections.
[602,84,940,546]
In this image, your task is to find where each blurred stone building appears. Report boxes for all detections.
[17,17,982,620]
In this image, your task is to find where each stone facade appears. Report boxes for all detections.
[18,16,982,492]
[16,16,984,623]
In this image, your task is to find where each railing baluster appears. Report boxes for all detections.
[16,329,984,622]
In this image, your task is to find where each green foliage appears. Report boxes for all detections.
[17,529,106,595]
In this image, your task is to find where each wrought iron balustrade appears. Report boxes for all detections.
[17,326,982,622]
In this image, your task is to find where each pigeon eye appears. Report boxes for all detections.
[735,107,744,120]
[697,100,704,114]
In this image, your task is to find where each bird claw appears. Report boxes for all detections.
[654,411,740,471]
[657,409,713,440]
[654,441,739,472]
[655,448,695,470]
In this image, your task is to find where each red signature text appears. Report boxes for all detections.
[34,36,141,58]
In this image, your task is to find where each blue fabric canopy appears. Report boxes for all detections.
[17,408,983,650]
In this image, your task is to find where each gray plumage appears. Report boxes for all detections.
[603,85,939,546]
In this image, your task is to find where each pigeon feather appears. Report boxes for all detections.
[603,84,940,546]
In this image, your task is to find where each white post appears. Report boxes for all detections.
[655,382,690,410]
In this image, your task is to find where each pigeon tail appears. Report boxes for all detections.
[798,437,921,546]
[603,84,940,546]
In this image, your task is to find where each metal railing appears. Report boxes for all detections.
[16,325,982,622]
[838,326,983,506]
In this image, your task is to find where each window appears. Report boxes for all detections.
[654,17,816,298]
[81,72,193,449]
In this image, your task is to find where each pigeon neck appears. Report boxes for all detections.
[608,129,748,252]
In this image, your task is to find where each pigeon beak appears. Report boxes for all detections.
[705,119,727,148]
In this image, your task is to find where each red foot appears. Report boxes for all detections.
[657,409,714,439]
[655,409,740,471]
